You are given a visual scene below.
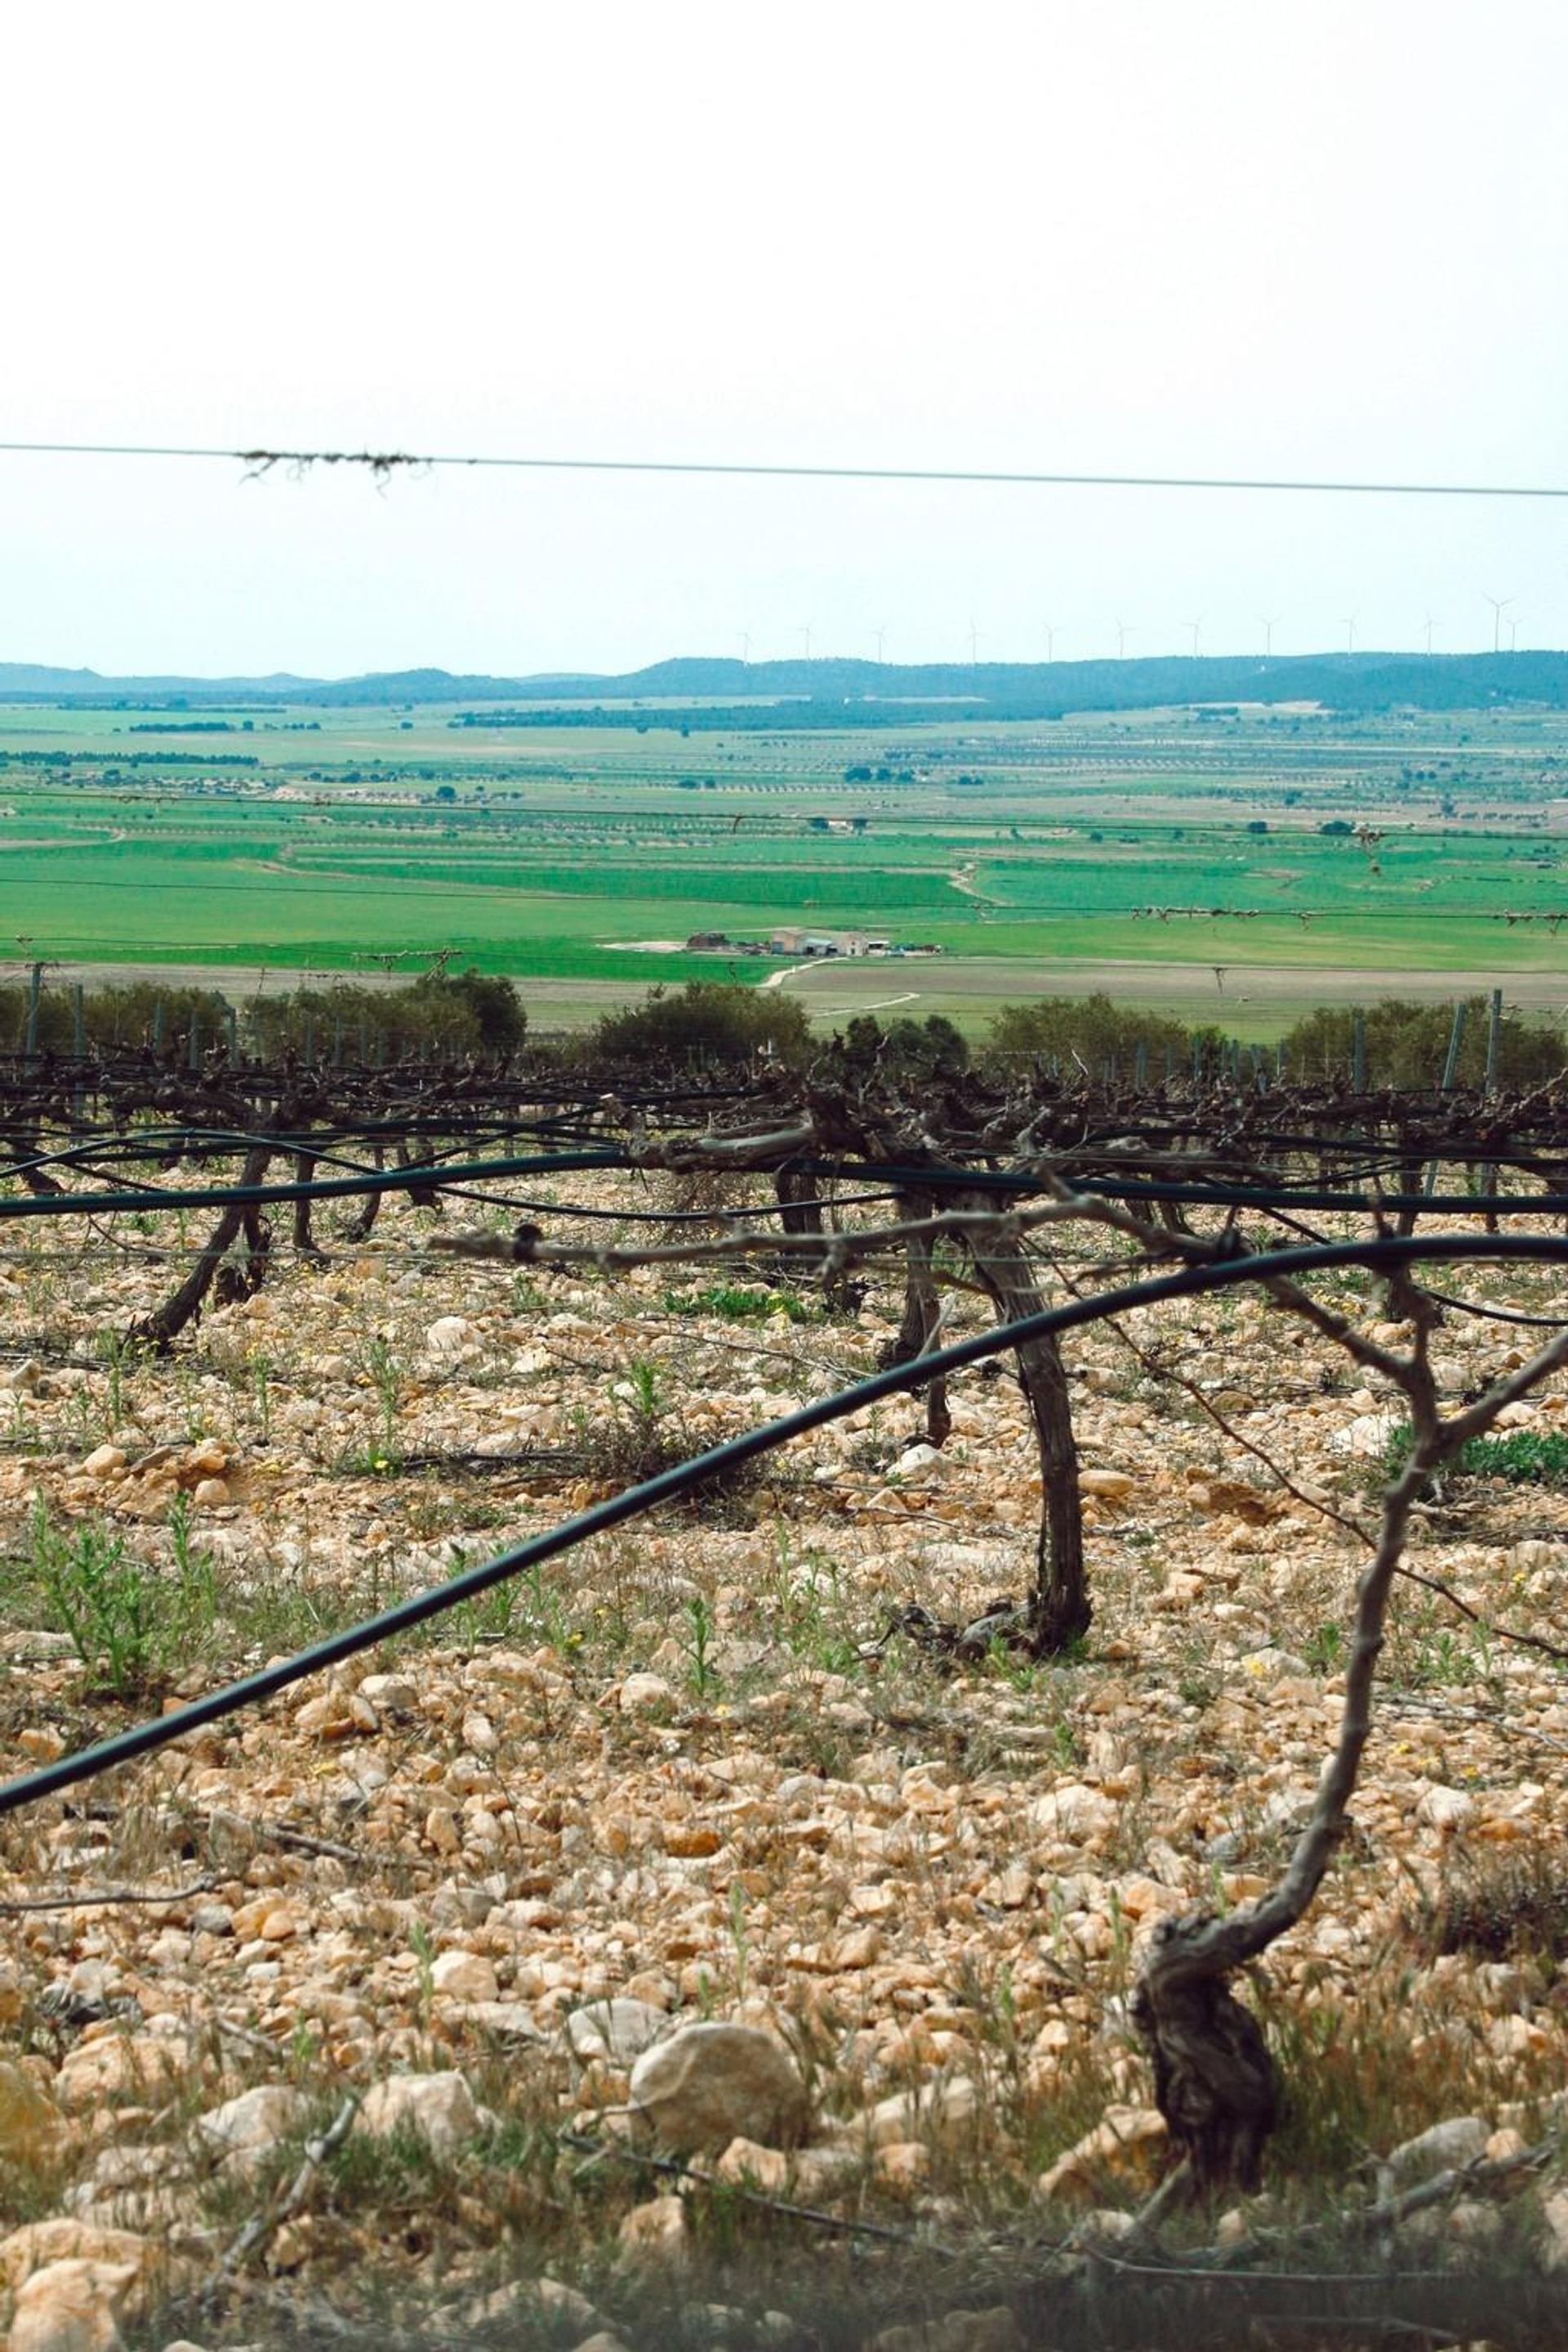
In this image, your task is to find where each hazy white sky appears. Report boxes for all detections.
[4,1,1566,676]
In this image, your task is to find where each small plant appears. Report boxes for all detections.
[1416,1840,1568,1965]
[1383,1419,1568,1490]
[30,1496,214,1698]
[682,1592,719,1699]
[361,1331,403,1467]
[100,1327,140,1434]
[663,1281,813,1324]
[572,1358,760,1520]
[1303,1619,1344,1674]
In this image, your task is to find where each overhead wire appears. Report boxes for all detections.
[2,439,1568,503]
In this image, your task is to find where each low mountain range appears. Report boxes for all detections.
[2,648,1566,717]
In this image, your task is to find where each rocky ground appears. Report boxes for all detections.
[1,1173,1568,2350]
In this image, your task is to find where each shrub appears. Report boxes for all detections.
[1281,996,1566,1089]
[585,982,811,1072]
[983,992,1211,1074]
[1417,1841,1568,1964]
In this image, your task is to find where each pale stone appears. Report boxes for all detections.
[1036,2105,1169,2205]
[566,1998,673,2065]
[619,1673,675,1713]
[714,2136,791,2191]
[629,2024,808,2153]
[617,2194,688,2271]
[875,2138,930,2190]
[80,1446,126,1481]
[10,2257,141,2352]
[429,1949,500,2005]
[893,1443,950,1479]
[1384,2114,1490,2185]
[1080,1469,1134,1499]
[0,2062,65,2160]
[359,2071,483,2158]
[190,1478,229,1509]
[193,2084,306,2169]
[0,2225,145,2296]
[55,2035,185,2112]
[1028,1784,1118,1843]
[866,2075,980,2149]
[1416,1785,1476,1833]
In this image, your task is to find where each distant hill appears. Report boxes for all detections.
[3,649,1567,717]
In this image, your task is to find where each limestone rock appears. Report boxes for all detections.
[619,1672,675,1713]
[866,2075,980,2149]
[617,2194,688,2272]
[0,2225,145,2297]
[1384,2114,1490,2185]
[628,2024,808,2154]
[429,1949,499,2005]
[1416,1784,1476,1833]
[0,2063,65,2162]
[193,2083,307,2172]
[359,2071,484,2158]
[10,2256,141,2352]
[1036,2105,1169,2205]
[1028,1784,1118,1845]
[714,2136,791,2191]
[566,1997,673,2065]
[55,2034,185,2112]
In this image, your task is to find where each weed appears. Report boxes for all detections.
[1415,1839,1568,1966]
[29,1495,215,1698]
[682,1592,719,1699]
[663,1281,813,1325]
[1303,1619,1344,1674]
[362,1331,403,1466]
[1383,1419,1568,1490]
[571,1358,760,1521]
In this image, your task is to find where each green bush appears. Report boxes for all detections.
[834,1012,970,1083]
[1383,1421,1568,1488]
[247,967,525,1062]
[1281,996,1566,1089]
[982,992,1216,1074]
[585,982,811,1071]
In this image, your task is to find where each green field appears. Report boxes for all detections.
[2,696,1565,1033]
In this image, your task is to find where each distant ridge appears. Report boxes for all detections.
[3,649,1567,716]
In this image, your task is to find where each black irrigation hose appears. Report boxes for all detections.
[5,1227,1568,1823]
[0,1148,630,1218]
[6,1143,1568,1222]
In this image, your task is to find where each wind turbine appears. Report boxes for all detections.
[1044,622,1062,662]
[739,629,751,664]
[1185,617,1203,657]
[1116,619,1132,658]
[800,623,813,661]
[968,619,980,667]
[1340,615,1357,654]
[1261,617,1280,657]
[1508,614,1522,653]
[1484,593,1512,653]
[874,626,887,664]
[1423,614,1436,656]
